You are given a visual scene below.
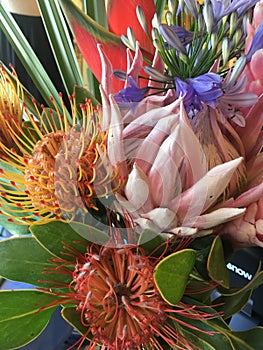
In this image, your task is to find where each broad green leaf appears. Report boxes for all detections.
[0,236,70,287]
[176,315,234,350]
[232,327,263,349]
[177,303,263,350]
[138,229,166,256]
[0,4,69,116]
[31,221,109,260]
[214,290,252,320]
[178,327,217,350]
[0,290,57,349]
[31,221,88,259]
[37,0,83,96]
[154,249,196,305]
[62,306,90,338]
[207,236,230,288]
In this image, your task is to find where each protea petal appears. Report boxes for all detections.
[124,163,153,213]
[230,182,263,208]
[187,207,246,229]
[137,207,177,232]
[60,0,127,91]
[106,0,155,55]
[222,199,263,248]
[173,157,244,221]
[107,96,128,178]
[247,152,263,187]
[236,94,263,158]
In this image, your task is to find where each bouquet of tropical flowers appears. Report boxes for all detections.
[0,0,263,349]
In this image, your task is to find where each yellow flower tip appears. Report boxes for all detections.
[0,65,24,149]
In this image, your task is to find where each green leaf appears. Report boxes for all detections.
[154,0,167,15]
[0,4,69,115]
[37,0,83,96]
[74,85,100,108]
[214,265,263,319]
[219,267,263,297]
[138,229,166,256]
[177,303,263,350]
[30,221,88,259]
[62,306,90,338]
[30,221,109,260]
[178,327,216,350]
[232,327,263,350]
[0,290,57,349]
[0,236,69,288]
[207,236,230,288]
[176,316,234,350]
[83,0,108,28]
[0,215,29,235]
[214,290,252,320]
[0,161,33,234]
[154,249,196,305]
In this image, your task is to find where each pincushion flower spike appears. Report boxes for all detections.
[0,75,123,226]
[59,0,155,92]
[12,223,226,350]
[0,65,23,151]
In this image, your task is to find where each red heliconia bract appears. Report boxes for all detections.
[60,0,155,92]
[106,0,156,55]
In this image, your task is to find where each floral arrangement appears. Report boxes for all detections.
[0,0,263,349]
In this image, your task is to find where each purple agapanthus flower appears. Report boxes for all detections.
[187,73,223,108]
[211,0,259,23]
[175,72,223,116]
[175,77,202,116]
[114,76,149,113]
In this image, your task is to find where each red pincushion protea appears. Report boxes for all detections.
[41,234,219,350]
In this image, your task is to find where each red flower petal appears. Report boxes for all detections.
[106,0,155,55]
[60,0,127,92]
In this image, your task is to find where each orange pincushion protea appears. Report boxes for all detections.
[0,88,122,225]
[0,65,24,150]
[42,234,218,350]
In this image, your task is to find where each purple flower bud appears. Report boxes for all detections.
[159,24,187,54]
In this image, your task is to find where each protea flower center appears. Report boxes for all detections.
[73,245,167,349]
[55,124,121,214]
[24,131,64,214]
